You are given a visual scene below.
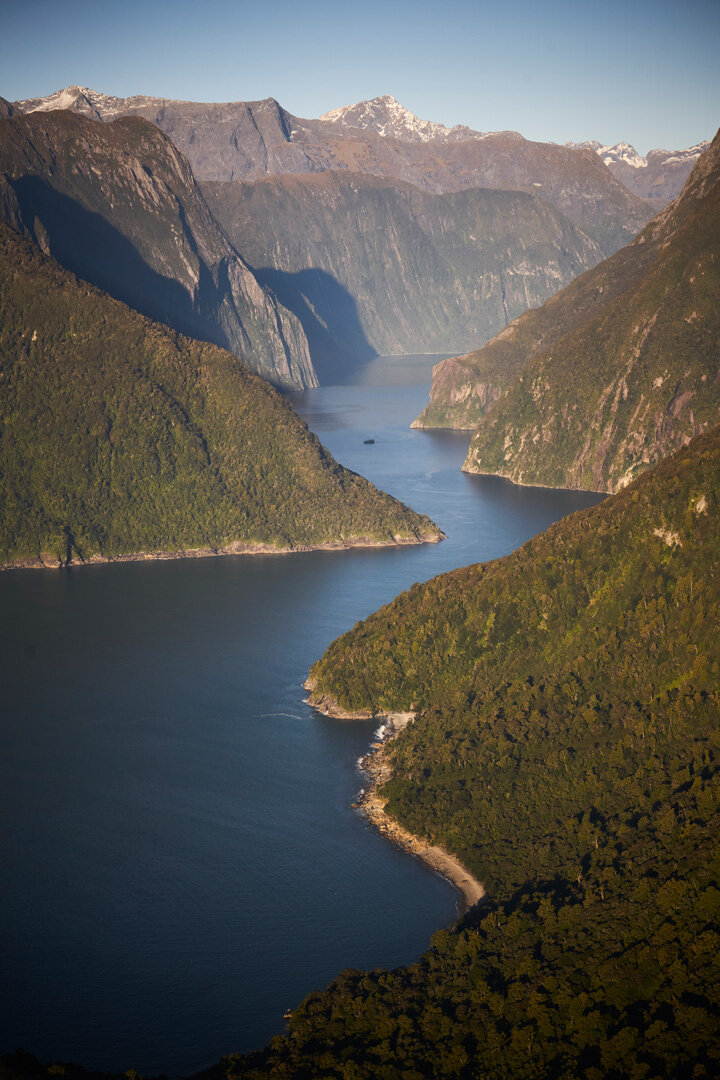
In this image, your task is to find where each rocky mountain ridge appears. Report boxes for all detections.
[203,171,603,374]
[319,93,490,142]
[12,86,653,257]
[0,108,315,388]
[461,128,720,492]
[568,137,711,202]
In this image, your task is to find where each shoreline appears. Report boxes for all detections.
[0,531,443,573]
[461,464,610,495]
[306,686,484,914]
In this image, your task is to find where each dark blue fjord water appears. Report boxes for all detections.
[0,356,603,1075]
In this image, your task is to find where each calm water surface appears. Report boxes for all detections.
[0,356,603,1074]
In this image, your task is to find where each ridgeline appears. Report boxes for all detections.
[0,223,440,567]
[416,128,720,489]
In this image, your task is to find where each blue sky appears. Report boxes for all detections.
[2,0,718,153]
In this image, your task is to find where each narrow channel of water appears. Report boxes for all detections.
[0,356,603,1075]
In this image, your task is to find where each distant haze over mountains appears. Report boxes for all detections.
[567,138,710,202]
[5,85,705,386]
[11,86,654,256]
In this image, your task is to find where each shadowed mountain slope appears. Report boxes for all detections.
[0,223,439,567]
[0,109,315,388]
[203,171,603,369]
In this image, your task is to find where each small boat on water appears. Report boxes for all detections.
[363,438,375,444]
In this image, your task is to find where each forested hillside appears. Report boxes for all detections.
[417,128,720,460]
[0,223,439,567]
[260,426,720,1078]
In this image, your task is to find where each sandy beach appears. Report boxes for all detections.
[306,688,484,913]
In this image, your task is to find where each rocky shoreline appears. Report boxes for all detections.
[0,531,442,572]
[306,685,484,913]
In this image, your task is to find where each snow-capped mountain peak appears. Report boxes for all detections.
[15,85,133,120]
[598,142,648,169]
[319,95,483,143]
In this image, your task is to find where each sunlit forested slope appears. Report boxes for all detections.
[416,128,720,472]
[0,223,439,567]
[254,426,720,1078]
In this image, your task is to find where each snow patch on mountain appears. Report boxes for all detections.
[319,94,485,143]
[566,137,710,171]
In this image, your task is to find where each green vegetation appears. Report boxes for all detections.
[0,223,438,566]
[461,130,720,490]
[419,129,720,463]
[240,425,720,1077]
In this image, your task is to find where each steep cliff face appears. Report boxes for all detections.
[203,171,602,374]
[16,87,653,258]
[14,86,318,182]
[461,130,720,493]
[0,223,439,566]
[0,109,315,388]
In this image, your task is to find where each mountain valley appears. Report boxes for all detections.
[1,71,719,1080]
[203,171,602,373]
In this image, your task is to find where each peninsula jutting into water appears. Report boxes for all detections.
[0,356,604,1074]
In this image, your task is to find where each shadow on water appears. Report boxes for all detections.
[255,265,377,383]
[10,176,232,352]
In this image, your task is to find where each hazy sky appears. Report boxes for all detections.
[2,0,718,153]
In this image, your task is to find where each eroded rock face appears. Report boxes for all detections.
[15,87,654,258]
[203,171,603,374]
[0,109,315,388]
[461,130,720,493]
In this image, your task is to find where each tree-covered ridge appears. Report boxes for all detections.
[461,129,720,491]
[416,126,720,441]
[235,762,720,1078]
[0,223,439,566]
[263,427,720,1077]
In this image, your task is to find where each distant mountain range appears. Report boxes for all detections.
[15,87,702,205]
[12,86,653,257]
[567,137,710,202]
[4,87,706,394]
[3,87,663,383]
